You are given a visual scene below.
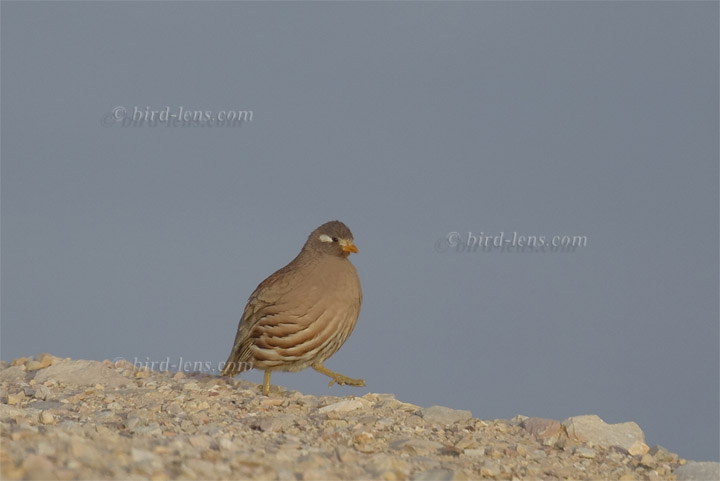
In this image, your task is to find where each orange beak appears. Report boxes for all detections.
[341,242,358,254]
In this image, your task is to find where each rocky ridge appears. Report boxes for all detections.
[1,354,718,480]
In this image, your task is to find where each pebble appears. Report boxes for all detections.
[575,447,597,459]
[389,438,444,455]
[25,353,56,372]
[419,405,472,425]
[319,398,369,413]
[480,461,502,477]
[0,366,27,383]
[34,360,131,388]
[563,414,649,454]
[0,355,694,481]
[21,455,55,480]
[7,392,25,405]
[412,468,458,481]
[674,461,720,481]
[39,411,55,425]
[520,417,563,440]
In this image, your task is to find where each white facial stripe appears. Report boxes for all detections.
[318,234,333,243]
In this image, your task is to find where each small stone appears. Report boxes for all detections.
[439,445,463,456]
[34,360,130,388]
[302,468,335,481]
[125,416,142,430]
[248,415,294,433]
[33,384,52,401]
[131,448,158,464]
[649,445,678,463]
[0,403,29,420]
[389,438,444,455]
[21,454,55,480]
[364,454,412,478]
[335,446,360,463]
[0,366,28,382]
[412,469,456,481]
[36,441,57,457]
[25,354,54,371]
[419,405,472,425]
[674,461,720,481]
[185,458,216,477]
[575,447,596,459]
[218,437,238,451]
[628,440,650,456]
[463,449,484,457]
[7,392,25,405]
[10,357,29,367]
[479,461,502,477]
[396,401,421,412]
[639,453,656,468]
[520,417,563,440]
[39,411,55,425]
[260,398,284,407]
[188,435,214,450]
[319,398,370,413]
[510,414,529,424]
[562,415,647,453]
[353,431,374,445]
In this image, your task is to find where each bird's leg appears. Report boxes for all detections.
[312,362,365,388]
[262,370,272,396]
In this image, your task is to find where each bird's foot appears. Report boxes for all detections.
[262,370,272,396]
[312,363,365,388]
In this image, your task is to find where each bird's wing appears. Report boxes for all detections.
[221,264,312,375]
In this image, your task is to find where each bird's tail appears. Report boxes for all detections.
[221,337,253,377]
[221,358,252,377]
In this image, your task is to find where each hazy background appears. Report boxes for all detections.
[2,2,718,462]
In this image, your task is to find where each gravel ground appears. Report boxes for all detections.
[0,354,715,480]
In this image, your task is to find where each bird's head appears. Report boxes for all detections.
[304,220,358,258]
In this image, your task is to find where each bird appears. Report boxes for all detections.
[221,220,364,396]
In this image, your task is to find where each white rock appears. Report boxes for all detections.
[34,360,131,388]
[562,414,648,454]
[575,447,597,459]
[131,448,158,464]
[0,404,33,420]
[420,405,473,425]
[39,411,55,425]
[674,461,720,481]
[318,398,369,413]
[0,366,28,383]
[389,438,444,455]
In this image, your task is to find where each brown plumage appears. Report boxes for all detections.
[221,220,364,395]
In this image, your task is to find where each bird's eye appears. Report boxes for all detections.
[332,237,339,243]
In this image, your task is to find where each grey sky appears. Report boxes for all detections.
[2,2,718,462]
